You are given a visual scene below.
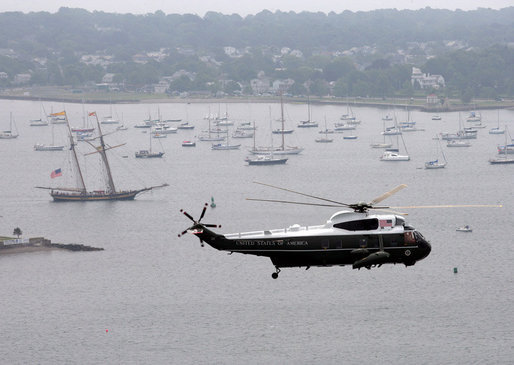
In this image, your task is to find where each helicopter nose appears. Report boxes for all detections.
[415,232,431,261]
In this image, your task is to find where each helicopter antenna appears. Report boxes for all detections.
[253,181,349,207]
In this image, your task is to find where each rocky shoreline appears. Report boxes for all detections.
[0,237,103,255]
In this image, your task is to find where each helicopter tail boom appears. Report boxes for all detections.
[188,224,226,248]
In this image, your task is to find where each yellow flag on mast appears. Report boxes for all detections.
[50,111,66,116]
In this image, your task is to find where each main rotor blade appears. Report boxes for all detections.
[390,204,503,209]
[198,203,208,222]
[253,181,348,206]
[203,223,221,228]
[246,198,344,208]
[369,184,407,205]
[180,209,195,222]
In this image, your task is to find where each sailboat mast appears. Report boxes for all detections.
[269,107,274,157]
[93,113,117,194]
[438,135,447,163]
[64,111,87,193]
[280,93,285,151]
[307,95,311,122]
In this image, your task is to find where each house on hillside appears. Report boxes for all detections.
[272,79,295,94]
[411,67,445,90]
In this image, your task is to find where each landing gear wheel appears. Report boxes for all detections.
[271,267,281,279]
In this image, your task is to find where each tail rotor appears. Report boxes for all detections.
[178,203,221,244]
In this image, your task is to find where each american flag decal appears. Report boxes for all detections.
[379,219,393,228]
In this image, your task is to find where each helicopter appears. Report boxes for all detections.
[179,183,439,279]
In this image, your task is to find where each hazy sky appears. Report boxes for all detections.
[0,0,511,16]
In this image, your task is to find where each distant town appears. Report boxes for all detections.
[0,7,512,104]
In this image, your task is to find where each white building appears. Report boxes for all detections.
[250,78,271,94]
[271,79,295,94]
[14,73,31,84]
[411,67,445,89]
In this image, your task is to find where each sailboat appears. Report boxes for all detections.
[249,94,303,155]
[72,103,95,133]
[380,134,410,161]
[30,103,49,126]
[370,120,393,148]
[36,111,167,201]
[101,101,120,124]
[135,124,164,158]
[0,113,19,139]
[341,98,358,122]
[246,114,288,165]
[297,97,318,128]
[199,110,225,142]
[466,111,481,123]
[489,126,514,164]
[489,110,505,135]
[315,117,333,143]
[34,121,64,151]
[211,128,241,150]
[425,136,447,169]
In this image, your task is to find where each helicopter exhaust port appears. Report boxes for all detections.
[352,251,390,270]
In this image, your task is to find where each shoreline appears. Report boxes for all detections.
[0,93,512,112]
[0,237,104,255]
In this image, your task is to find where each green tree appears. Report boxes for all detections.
[309,79,329,96]
[224,80,241,95]
[13,227,22,238]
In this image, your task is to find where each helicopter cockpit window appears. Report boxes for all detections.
[334,218,379,231]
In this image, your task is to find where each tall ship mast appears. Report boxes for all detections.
[37,111,167,201]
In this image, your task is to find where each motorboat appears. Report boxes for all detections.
[30,119,49,127]
[135,150,164,158]
[272,128,294,134]
[297,120,318,128]
[456,225,472,232]
[380,151,410,161]
[34,143,64,151]
[177,122,195,130]
[246,155,288,165]
[211,143,241,150]
[182,140,196,147]
[447,140,471,147]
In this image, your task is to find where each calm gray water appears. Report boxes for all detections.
[1,99,513,364]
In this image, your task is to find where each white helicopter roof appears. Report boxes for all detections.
[225,210,405,240]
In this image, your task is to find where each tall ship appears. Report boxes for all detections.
[37,111,167,201]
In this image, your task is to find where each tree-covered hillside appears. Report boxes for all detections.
[0,7,513,100]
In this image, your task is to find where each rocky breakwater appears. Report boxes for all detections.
[0,236,103,254]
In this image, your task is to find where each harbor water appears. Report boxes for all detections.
[0,99,513,364]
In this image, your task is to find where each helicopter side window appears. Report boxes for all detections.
[334,218,379,231]
[395,216,405,226]
[321,239,329,249]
